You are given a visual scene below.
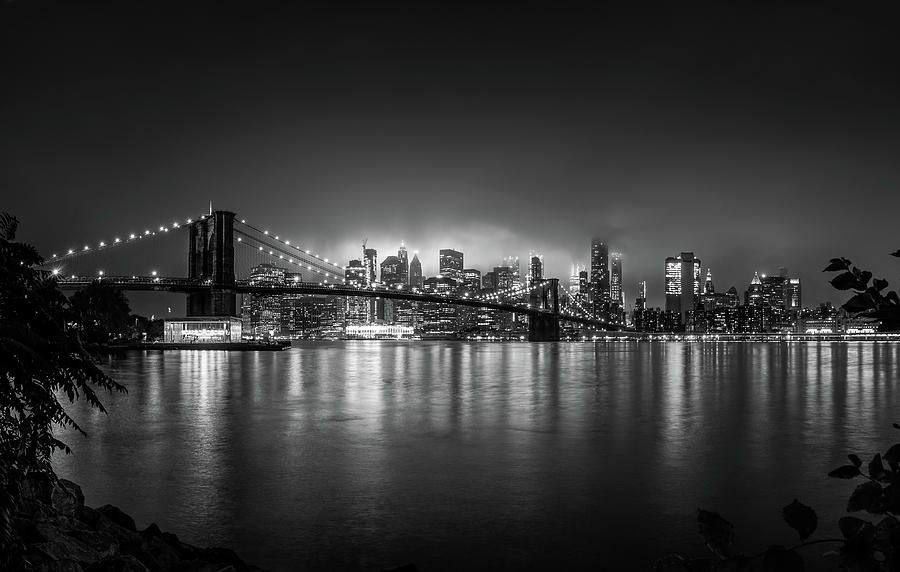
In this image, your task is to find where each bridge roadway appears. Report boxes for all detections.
[54,276,625,330]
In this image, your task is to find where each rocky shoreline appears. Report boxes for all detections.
[10,476,265,572]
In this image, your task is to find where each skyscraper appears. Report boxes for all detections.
[439,249,463,281]
[409,254,423,289]
[380,255,403,288]
[704,268,715,294]
[665,252,701,322]
[462,268,481,293]
[502,255,520,285]
[529,254,543,282]
[398,243,409,285]
[635,280,647,310]
[363,247,377,285]
[569,262,585,294]
[610,252,623,306]
[590,239,609,302]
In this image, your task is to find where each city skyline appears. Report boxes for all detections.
[5,3,900,311]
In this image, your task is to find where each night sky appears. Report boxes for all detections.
[3,2,900,311]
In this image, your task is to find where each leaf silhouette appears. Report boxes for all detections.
[697,509,734,560]
[829,465,861,479]
[782,500,817,541]
[847,481,884,513]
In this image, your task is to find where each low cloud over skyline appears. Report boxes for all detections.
[3,2,900,311]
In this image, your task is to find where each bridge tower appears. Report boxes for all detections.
[187,210,237,317]
[528,278,560,342]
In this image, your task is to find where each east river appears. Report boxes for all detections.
[54,341,900,570]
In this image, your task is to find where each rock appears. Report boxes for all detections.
[140,523,163,538]
[53,479,86,517]
[43,560,86,572]
[98,505,137,531]
[66,529,120,560]
[30,536,99,564]
[78,506,102,528]
[200,547,246,568]
[13,516,47,543]
[85,555,151,572]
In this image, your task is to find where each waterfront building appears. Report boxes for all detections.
[344,260,369,324]
[241,263,285,338]
[164,317,243,343]
[345,323,414,339]
[482,271,497,291]
[422,276,460,337]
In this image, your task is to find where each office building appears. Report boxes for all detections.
[664,252,701,323]
[398,243,409,285]
[439,249,464,282]
[529,254,543,282]
[610,251,623,306]
[502,255,521,285]
[409,254,424,289]
[363,247,377,285]
[462,268,481,294]
[635,280,647,311]
[590,239,609,302]
[380,255,403,288]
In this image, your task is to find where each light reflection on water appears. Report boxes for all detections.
[54,342,900,571]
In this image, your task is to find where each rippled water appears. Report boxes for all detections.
[54,341,900,570]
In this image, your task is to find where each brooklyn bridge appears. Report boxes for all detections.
[44,209,629,341]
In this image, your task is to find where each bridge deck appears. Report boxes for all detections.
[54,276,626,330]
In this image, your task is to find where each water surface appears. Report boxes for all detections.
[55,341,900,570]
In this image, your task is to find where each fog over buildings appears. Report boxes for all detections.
[3,3,900,311]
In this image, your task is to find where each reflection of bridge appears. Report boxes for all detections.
[46,209,627,340]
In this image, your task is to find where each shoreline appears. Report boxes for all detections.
[12,476,266,572]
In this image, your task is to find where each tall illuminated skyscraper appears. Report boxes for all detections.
[529,252,543,282]
[610,252,623,306]
[439,249,463,282]
[398,243,409,285]
[704,268,715,294]
[665,252,701,321]
[409,254,423,289]
[363,247,377,285]
[569,262,585,293]
[635,280,647,310]
[590,239,609,302]
[502,256,521,285]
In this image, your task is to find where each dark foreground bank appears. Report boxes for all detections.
[9,476,266,572]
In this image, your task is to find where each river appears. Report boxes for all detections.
[54,341,900,570]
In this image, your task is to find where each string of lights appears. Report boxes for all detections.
[43,212,213,264]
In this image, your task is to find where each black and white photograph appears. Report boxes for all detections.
[2,2,900,570]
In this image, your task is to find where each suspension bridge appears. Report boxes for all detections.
[41,209,627,341]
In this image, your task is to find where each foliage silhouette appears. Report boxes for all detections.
[69,281,133,346]
[0,213,125,565]
[823,252,900,331]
